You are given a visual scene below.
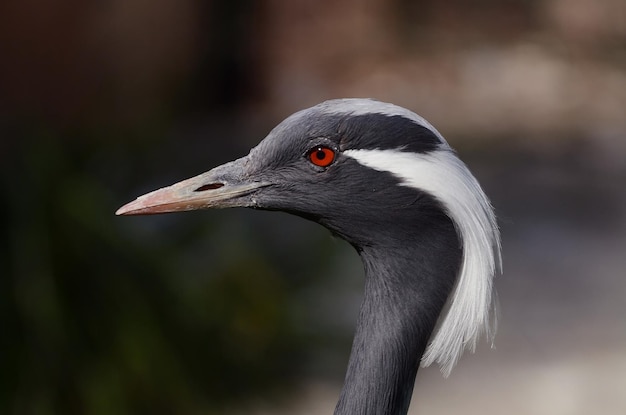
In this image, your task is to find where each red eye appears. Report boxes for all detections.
[308,146,335,167]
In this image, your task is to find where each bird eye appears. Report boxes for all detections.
[307,146,335,167]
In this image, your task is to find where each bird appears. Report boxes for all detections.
[116,98,501,415]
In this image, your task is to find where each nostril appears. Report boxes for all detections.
[194,183,224,192]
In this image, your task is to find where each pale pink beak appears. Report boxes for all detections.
[116,158,269,216]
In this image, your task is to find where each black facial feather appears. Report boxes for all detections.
[337,114,442,153]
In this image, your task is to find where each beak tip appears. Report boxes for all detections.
[115,203,133,216]
[116,198,147,216]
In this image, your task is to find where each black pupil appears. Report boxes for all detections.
[315,149,326,160]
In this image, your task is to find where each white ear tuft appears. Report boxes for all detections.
[345,146,502,376]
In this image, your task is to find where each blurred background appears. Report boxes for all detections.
[1,1,625,414]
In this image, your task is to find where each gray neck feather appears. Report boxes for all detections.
[334,225,461,415]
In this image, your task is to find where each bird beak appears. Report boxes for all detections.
[115,157,269,216]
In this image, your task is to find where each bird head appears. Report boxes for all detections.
[117,98,501,375]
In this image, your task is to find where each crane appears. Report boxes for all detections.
[117,99,502,415]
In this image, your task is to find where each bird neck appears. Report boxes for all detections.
[334,222,461,415]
